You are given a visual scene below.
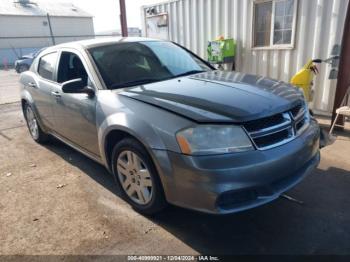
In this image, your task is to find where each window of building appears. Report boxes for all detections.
[38,52,58,81]
[253,0,297,48]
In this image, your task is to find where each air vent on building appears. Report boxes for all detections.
[14,0,36,6]
[18,0,30,4]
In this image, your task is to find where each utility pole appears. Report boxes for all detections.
[46,13,56,45]
[119,0,128,37]
[331,2,350,129]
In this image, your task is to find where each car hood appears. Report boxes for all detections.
[120,71,304,123]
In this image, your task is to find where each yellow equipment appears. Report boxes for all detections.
[290,60,319,102]
[289,56,339,149]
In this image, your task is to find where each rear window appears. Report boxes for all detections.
[38,52,58,81]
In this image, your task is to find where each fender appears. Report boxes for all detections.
[98,111,168,169]
[20,88,49,133]
[19,70,49,131]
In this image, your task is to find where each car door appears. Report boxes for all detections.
[51,50,99,156]
[31,51,59,129]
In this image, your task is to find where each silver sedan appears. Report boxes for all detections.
[20,38,320,214]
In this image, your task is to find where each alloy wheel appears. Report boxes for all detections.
[26,106,39,140]
[116,150,153,205]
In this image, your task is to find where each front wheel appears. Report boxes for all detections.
[111,138,167,215]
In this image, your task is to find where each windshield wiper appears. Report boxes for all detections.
[110,78,161,89]
[110,70,206,89]
[174,70,206,78]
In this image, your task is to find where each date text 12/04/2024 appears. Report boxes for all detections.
[127,256,220,261]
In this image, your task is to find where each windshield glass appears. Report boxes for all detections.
[88,41,212,89]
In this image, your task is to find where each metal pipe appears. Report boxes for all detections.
[119,0,128,37]
[46,13,56,45]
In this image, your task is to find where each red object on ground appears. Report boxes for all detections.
[2,58,8,70]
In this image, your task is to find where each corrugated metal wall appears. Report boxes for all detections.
[142,0,349,114]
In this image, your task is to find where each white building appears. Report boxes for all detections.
[96,27,142,37]
[141,0,349,114]
[0,0,94,64]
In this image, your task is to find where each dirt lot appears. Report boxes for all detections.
[1,70,350,255]
[0,70,21,105]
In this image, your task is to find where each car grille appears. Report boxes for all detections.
[243,103,309,150]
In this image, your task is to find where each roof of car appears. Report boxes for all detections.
[39,37,165,55]
[52,37,164,49]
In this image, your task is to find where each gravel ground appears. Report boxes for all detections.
[0,103,194,255]
[0,70,20,104]
[0,70,350,255]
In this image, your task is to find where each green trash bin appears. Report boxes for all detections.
[207,38,236,64]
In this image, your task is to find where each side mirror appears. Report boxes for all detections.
[62,78,95,97]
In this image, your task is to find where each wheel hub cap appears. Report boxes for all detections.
[116,151,153,205]
[26,107,39,139]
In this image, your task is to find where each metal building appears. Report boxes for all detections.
[0,0,94,64]
[141,0,349,114]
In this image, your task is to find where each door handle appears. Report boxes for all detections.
[28,82,37,88]
[51,91,61,98]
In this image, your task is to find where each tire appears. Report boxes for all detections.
[111,138,167,215]
[18,64,29,73]
[24,103,49,144]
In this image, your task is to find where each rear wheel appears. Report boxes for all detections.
[111,138,167,215]
[24,104,49,143]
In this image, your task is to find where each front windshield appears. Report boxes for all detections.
[88,41,212,89]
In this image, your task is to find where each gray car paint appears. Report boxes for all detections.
[20,37,320,214]
[121,70,304,123]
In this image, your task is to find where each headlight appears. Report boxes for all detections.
[176,125,254,155]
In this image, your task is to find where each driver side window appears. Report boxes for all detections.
[57,52,88,85]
